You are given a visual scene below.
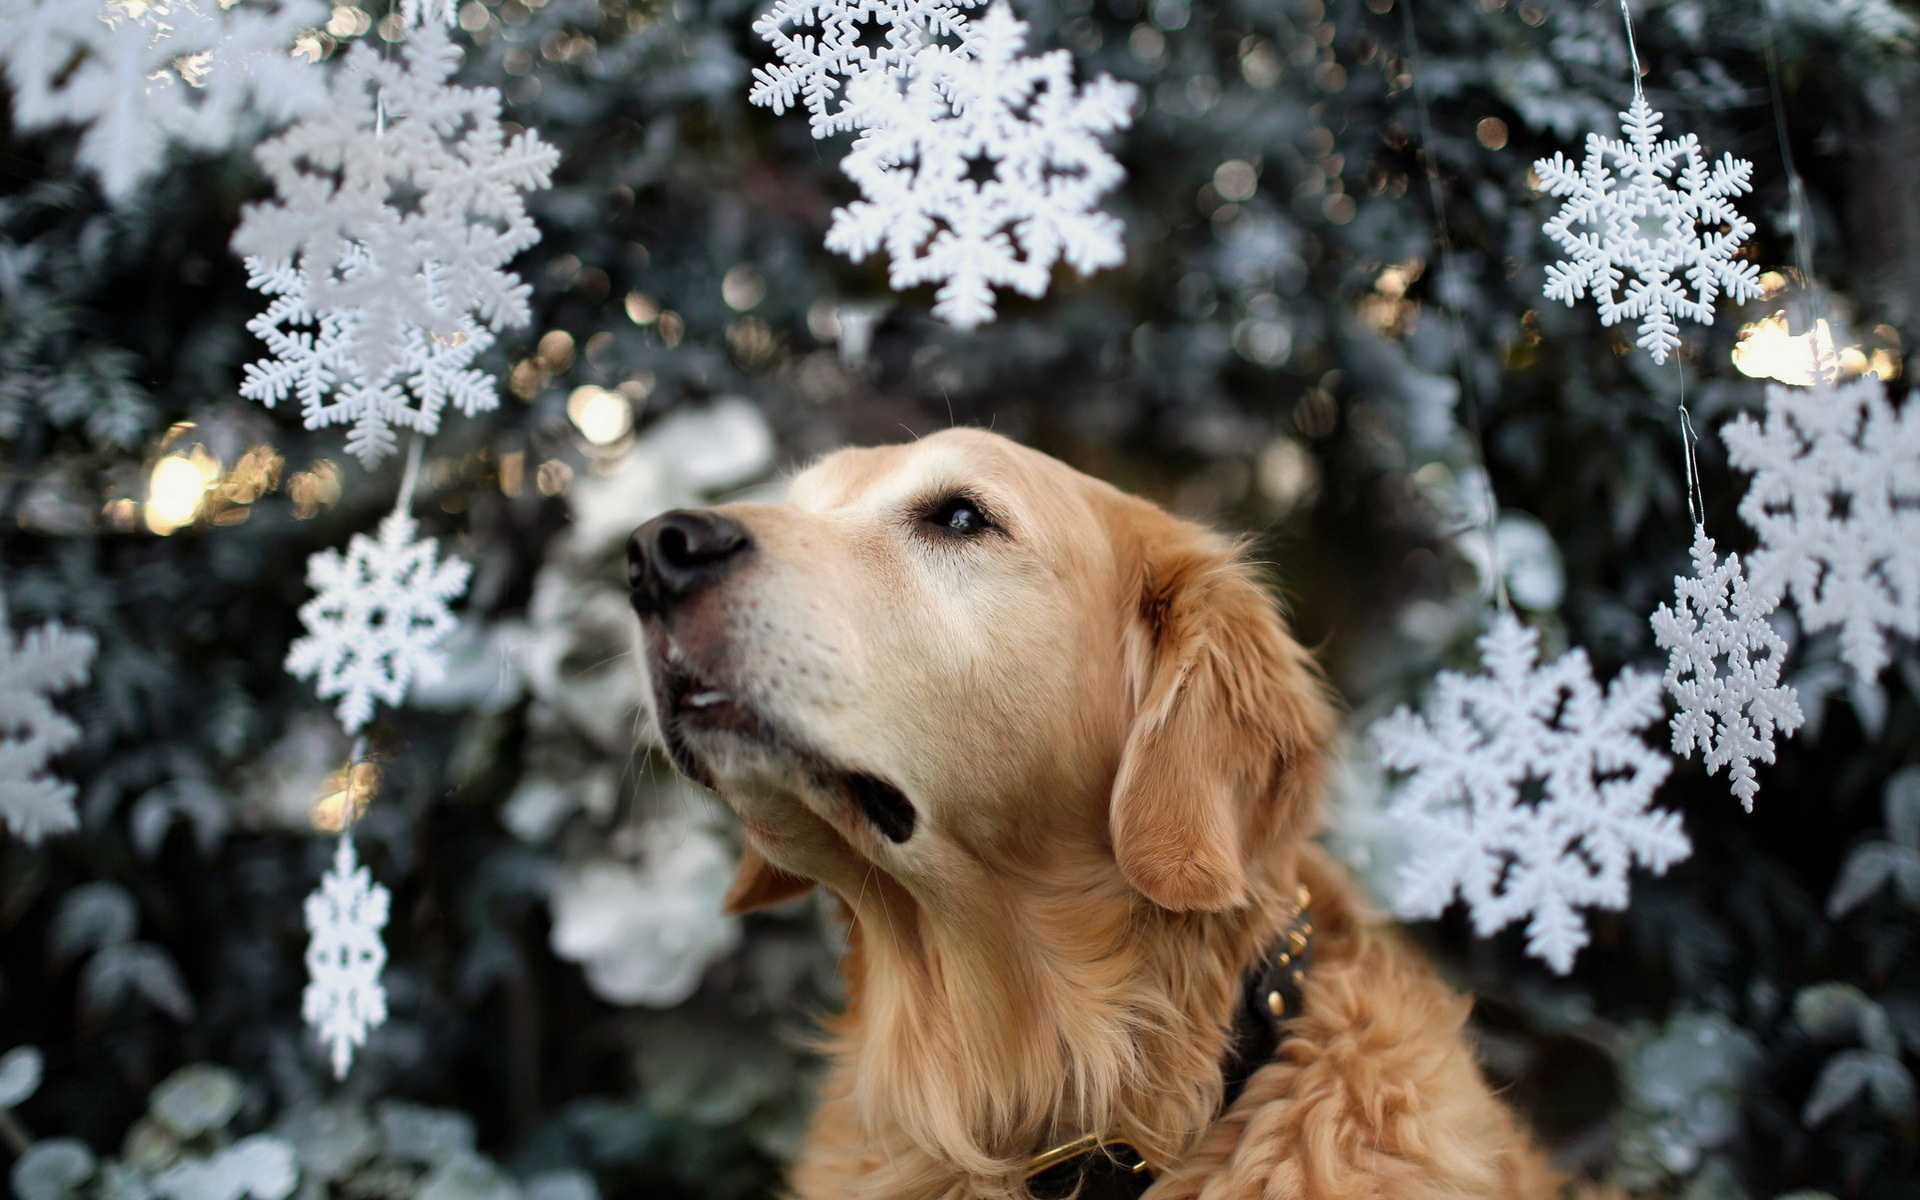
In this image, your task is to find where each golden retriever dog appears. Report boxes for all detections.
[625,428,1559,1200]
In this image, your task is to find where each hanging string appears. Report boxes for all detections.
[1400,0,1508,611]
[1678,399,1705,532]
[341,734,370,836]
[394,430,426,515]
[1618,0,1645,100]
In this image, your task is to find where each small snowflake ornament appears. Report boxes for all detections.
[232,23,557,382]
[0,598,96,843]
[1370,611,1686,973]
[0,0,328,202]
[286,510,471,733]
[1534,95,1762,363]
[239,257,497,466]
[825,2,1135,329]
[303,834,390,1078]
[750,0,982,136]
[1723,377,1920,682]
[1650,526,1802,811]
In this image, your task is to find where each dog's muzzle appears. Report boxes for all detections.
[627,508,753,616]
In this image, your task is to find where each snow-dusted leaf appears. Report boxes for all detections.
[81,942,196,1021]
[49,880,138,963]
[303,835,390,1079]
[153,1136,298,1200]
[0,603,97,843]
[824,3,1135,328]
[151,1065,243,1138]
[1803,1049,1917,1125]
[285,511,471,733]
[0,0,328,202]
[1369,611,1685,973]
[1650,525,1802,810]
[1534,95,1761,363]
[11,1139,96,1200]
[1828,843,1920,917]
[0,1045,43,1109]
[131,780,233,858]
[1722,378,1920,683]
[377,1102,475,1166]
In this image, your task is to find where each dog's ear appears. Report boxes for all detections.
[1110,523,1332,912]
[723,846,816,914]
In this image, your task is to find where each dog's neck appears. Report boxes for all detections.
[819,850,1305,1199]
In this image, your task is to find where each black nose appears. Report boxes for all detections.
[627,509,753,614]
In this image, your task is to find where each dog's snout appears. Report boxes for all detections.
[628,509,753,614]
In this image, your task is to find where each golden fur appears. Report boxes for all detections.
[630,428,1559,1200]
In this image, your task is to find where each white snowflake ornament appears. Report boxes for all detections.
[1370,612,1686,973]
[286,510,472,733]
[239,257,497,466]
[825,3,1135,329]
[303,834,390,1079]
[750,0,982,136]
[1650,526,1802,811]
[1534,95,1762,363]
[0,599,96,843]
[232,23,557,382]
[0,0,328,202]
[1723,377,1920,682]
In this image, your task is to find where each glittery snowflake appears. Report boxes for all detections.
[823,2,1135,329]
[303,834,390,1079]
[231,23,556,382]
[0,598,96,844]
[286,511,472,733]
[749,0,981,136]
[239,258,497,466]
[1534,95,1762,364]
[1722,377,1920,682]
[0,0,327,202]
[1370,612,1686,973]
[1650,526,1803,812]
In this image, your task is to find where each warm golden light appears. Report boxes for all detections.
[311,762,380,833]
[145,446,222,535]
[1730,312,1898,386]
[566,385,633,446]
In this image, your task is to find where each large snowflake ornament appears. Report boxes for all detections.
[286,511,472,733]
[1650,526,1802,811]
[1370,612,1686,973]
[232,23,557,381]
[0,0,327,202]
[825,3,1135,328]
[1723,377,1920,682]
[303,834,390,1079]
[1534,96,1762,364]
[239,258,497,466]
[750,0,981,136]
[0,599,96,843]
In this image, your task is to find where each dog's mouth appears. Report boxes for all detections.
[844,772,916,843]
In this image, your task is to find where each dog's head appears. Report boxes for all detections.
[627,427,1332,922]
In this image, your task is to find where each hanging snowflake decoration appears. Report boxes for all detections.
[1650,526,1803,811]
[749,0,982,136]
[1370,612,1685,973]
[286,510,471,733]
[239,257,497,466]
[303,834,390,1079]
[0,0,328,203]
[1722,377,1920,682]
[1534,95,1762,364]
[231,23,557,387]
[824,2,1135,329]
[0,598,96,843]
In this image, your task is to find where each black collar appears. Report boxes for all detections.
[1022,886,1315,1200]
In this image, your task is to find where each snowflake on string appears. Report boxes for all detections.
[749,0,981,136]
[1650,526,1803,811]
[1722,377,1920,682]
[303,834,390,1078]
[1370,612,1685,973]
[1534,95,1762,364]
[239,258,497,466]
[231,23,557,381]
[0,0,327,202]
[824,3,1135,329]
[0,598,97,844]
[286,511,471,733]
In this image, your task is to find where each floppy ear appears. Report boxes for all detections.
[1110,524,1333,912]
[723,846,816,914]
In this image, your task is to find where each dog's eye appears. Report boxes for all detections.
[927,496,991,535]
